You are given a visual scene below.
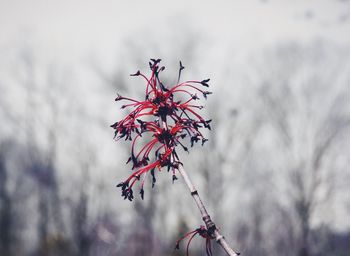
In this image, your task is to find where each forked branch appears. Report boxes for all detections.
[178,165,239,256]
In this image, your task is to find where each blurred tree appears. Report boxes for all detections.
[255,42,350,256]
[18,49,68,255]
[0,141,15,255]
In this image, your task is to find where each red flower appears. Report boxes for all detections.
[175,225,214,256]
[112,59,212,201]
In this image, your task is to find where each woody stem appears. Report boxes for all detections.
[159,119,238,255]
[177,165,240,256]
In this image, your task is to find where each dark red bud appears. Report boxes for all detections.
[201,79,210,87]
[130,70,141,76]
[115,94,123,101]
[203,91,212,99]
[179,61,185,71]
[110,121,118,128]
[172,175,178,183]
[140,188,144,200]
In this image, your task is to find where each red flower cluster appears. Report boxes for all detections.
[175,225,214,256]
[111,59,212,201]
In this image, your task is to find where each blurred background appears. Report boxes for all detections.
[1,0,350,255]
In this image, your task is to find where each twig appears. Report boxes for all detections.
[178,165,239,256]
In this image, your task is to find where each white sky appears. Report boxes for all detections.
[1,0,349,63]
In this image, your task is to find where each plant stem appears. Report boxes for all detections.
[178,165,240,256]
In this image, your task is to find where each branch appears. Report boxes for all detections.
[178,165,240,256]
